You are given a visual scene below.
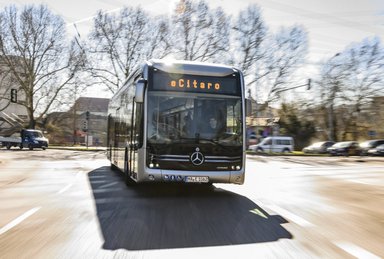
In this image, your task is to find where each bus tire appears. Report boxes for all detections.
[124,174,136,186]
[110,163,117,170]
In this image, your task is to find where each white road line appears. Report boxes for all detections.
[99,182,118,189]
[334,241,381,259]
[267,205,314,227]
[0,207,41,236]
[57,184,73,194]
[250,198,314,227]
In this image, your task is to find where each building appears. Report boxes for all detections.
[245,98,280,146]
[47,97,110,146]
[0,56,28,135]
[367,96,384,139]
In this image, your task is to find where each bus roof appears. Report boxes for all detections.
[147,59,238,77]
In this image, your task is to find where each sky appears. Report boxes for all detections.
[1,0,384,96]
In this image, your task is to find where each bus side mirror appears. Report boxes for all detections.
[135,79,146,103]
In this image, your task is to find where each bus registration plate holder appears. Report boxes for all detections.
[185,176,209,183]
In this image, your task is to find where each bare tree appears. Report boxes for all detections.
[339,37,384,111]
[0,5,83,129]
[172,0,230,62]
[86,7,171,94]
[260,26,308,103]
[318,37,384,140]
[231,5,308,104]
[231,4,267,77]
[318,53,344,141]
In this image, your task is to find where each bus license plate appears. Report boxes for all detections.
[185,176,209,183]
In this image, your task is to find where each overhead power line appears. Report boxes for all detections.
[260,0,384,36]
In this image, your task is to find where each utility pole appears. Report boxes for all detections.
[85,111,90,149]
[73,92,77,145]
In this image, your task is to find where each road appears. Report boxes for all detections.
[0,149,383,258]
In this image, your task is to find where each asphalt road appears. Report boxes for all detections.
[0,149,383,258]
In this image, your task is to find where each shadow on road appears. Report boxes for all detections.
[88,166,292,250]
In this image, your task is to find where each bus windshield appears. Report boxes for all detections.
[147,92,242,146]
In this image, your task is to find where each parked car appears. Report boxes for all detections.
[249,136,294,153]
[247,133,258,148]
[367,144,384,156]
[327,141,360,156]
[302,141,335,154]
[358,139,384,156]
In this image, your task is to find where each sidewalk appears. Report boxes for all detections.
[48,145,107,151]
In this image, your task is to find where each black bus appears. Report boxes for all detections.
[107,59,245,185]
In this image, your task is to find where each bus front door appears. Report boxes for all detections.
[128,101,139,181]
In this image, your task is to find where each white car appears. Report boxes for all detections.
[249,136,294,153]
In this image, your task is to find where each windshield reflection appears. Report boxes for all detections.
[147,93,242,146]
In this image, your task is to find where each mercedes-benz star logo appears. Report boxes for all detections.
[190,149,204,166]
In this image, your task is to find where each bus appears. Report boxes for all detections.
[107,59,245,185]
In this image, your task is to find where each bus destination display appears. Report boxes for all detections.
[151,71,240,96]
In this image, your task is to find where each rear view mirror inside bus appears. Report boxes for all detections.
[135,79,146,103]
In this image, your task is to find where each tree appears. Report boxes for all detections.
[278,102,316,150]
[231,4,308,104]
[317,53,343,141]
[0,5,83,129]
[260,26,308,103]
[317,37,384,140]
[231,4,267,78]
[86,7,171,94]
[172,0,230,62]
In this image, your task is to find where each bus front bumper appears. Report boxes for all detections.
[142,168,245,185]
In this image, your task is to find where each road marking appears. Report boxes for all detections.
[267,205,314,227]
[0,207,41,235]
[249,208,268,219]
[98,182,118,189]
[250,198,314,227]
[57,184,73,194]
[334,241,381,259]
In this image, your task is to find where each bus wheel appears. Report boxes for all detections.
[203,182,213,188]
[6,143,11,150]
